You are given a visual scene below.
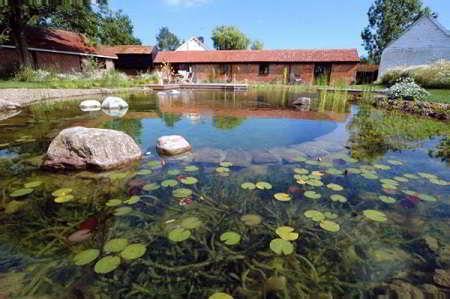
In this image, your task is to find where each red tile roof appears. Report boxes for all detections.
[97,45,154,56]
[154,49,360,63]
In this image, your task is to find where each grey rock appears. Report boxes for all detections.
[42,127,142,170]
[102,108,128,118]
[291,97,311,106]
[289,142,330,159]
[0,99,21,111]
[156,135,192,156]
[224,149,252,167]
[101,96,128,110]
[268,147,303,164]
[251,150,281,164]
[80,100,101,112]
[193,147,225,164]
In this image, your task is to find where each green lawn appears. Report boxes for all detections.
[426,89,450,104]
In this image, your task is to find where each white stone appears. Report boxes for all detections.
[156,135,192,156]
[80,100,101,112]
[0,99,21,111]
[169,90,181,95]
[101,96,129,110]
[102,108,128,118]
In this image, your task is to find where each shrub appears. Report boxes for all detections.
[386,77,430,101]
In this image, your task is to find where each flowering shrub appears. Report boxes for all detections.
[386,77,430,101]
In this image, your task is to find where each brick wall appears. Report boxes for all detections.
[35,52,82,72]
[330,63,358,84]
[0,48,20,76]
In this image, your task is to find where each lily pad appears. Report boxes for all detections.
[304,191,321,200]
[393,176,409,183]
[326,168,343,175]
[347,168,362,174]
[270,238,294,255]
[143,183,160,191]
[306,179,323,187]
[319,220,340,232]
[124,195,140,205]
[106,199,123,207]
[429,178,448,186]
[9,188,34,198]
[136,169,152,176]
[24,181,42,188]
[184,165,199,172]
[216,167,230,173]
[168,228,191,242]
[294,168,309,175]
[220,162,233,167]
[241,182,256,190]
[161,179,178,187]
[363,210,387,222]
[167,169,181,176]
[374,164,391,170]
[114,207,133,216]
[173,188,193,198]
[147,160,162,168]
[220,231,241,245]
[327,183,343,191]
[109,172,128,180]
[330,194,347,203]
[361,172,378,180]
[256,181,272,190]
[54,194,75,203]
[240,214,262,226]
[387,160,403,166]
[120,244,147,260]
[94,256,121,274]
[380,179,398,185]
[5,200,26,214]
[209,293,233,299]
[305,160,319,166]
[417,193,438,202]
[418,172,437,179]
[180,177,198,185]
[324,211,338,219]
[304,210,325,222]
[293,156,307,162]
[73,249,100,266]
[52,188,72,197]
[382,183,397,190]
[274,193,292,202]
[104,238,129,253]
[404,173,419,179]
[181,217,202,229]
[379,195,396,204]
[275,226,299,241]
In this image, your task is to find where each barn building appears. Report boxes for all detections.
[379,15,450,78]
[97,45,157,75]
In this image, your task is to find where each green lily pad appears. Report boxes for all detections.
[120,244,147,260]
[10,188,34,198]
[324,211,338,219]
[418,172,437,179]
[52,188,72,197]
[168,228,191,242]
[184,165,199,172]
[293,156,307,162]
[104,238,129,253]
[379,195,396,204]
[167,169,181,176]
[147,160,162,168]
[429,178,448,186]
[181,217,202,229]
[73,249,100,266]
[305,160,319,166]
[220,231,241,245]
[109,172,128,180]
[241,182,256,190]
[327,183,343,191]
[393,176,409,183]
[304,191,321,200]
[220,162,233,167]
[361,172,378,180]
[404,173,419,179]
[106,199,123,207]
[347,168,362,174]
[402,190,417,196]
[256,181,272,190]
[380,179,399,185]
[319,220,340,232]
[180,177,198,185]
[209,292,233,299]
[363,210,387,222]
[387,160,403,166]
[143,183,160,191]
[374,164,391,170]
[294,168,309,175]
[304,210,325,222]
[94,256,121,274]
[24,181,42,188]
[275,226,299,241]
[240,214,262,226]
[54,194,75,203]
[330,194,347,203]
[417,193,438,202]
[173,188,193,198]
[136,169,152,176]
[114,207,133,216]
[124,195,140,205]
[270,238,294,255]
[306,179,323,187]
[382,184,398,190]
[274,193,292,202]
[5,200,26,214]
[216,167,230,173]
[161,179,178,187]
[326,168,344,175]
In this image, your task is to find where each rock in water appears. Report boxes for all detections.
[43,127,142,170]
[0,99,21,111]
[101,96,128,110]
[80,100,101,112]
[156,135,192,156]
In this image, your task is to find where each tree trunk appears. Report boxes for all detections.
[8,0,33,68]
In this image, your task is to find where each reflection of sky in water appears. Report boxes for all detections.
[139,116,338,151]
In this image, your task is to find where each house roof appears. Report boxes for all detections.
[154,49,360,63]
[96,45,155,57]
[176,37,209,51]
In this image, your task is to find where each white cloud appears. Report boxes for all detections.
[164,0,209,6]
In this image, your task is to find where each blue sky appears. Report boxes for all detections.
[109,0,450,56]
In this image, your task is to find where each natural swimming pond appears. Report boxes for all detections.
[0,89,449,298]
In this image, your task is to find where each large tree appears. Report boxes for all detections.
[361,0,434,63]
[211,25,250,50]
[156,27,181,51]
[250,40,264,50]
[0,0,107,66]
[96,9,141,45]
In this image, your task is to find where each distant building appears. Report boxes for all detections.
[154,49,360,84]
[97,45,157,75]
[176,37,209,51]
[379,15,450,78]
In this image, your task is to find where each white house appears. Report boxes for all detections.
[176,37,209,51]
[378,15,450,78]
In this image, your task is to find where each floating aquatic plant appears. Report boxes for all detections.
[418,172,437,179]
[240,214,262,226]
[275,226,299,241]
[330,194,347,203]
[361,172,378,180]
[161,179,178,187]
[124,195,140,205]
[4,200,26,214]
[374,164,391,170]
[52,188,72,197]
[220,232,241,245]
[429,178,448,186]
[274,193,291,202]
[294,168,309,175]
[24,181,42,188]
[219,162,233,167]
[304,191,321,200]
[54,194,74,203]
[9,188,34,198]
[306,179,323,187]
[240,182,256,190]
[293,156,306,162]
[94,256,121,274]
[216,167,230,173]
[73,249,100,266]
[104,239,128,253]
[363,210,387,222]
[326,168,343,175]
[168,228,191,242]
[304,210,325,222]
[380,179,398,185]
[180,177,198,185]
[382,183,397,190]
[327,183,343,191]
[109,172,128,180]
[143,183,160,191]
[387,160,403,165]
[393,176,408,183]
[324,211,338,219]
[167,169,181,176]
[120,244,147,260]
[404,173,419,179]
[136,169,152,176]
[379,195,396,204]
[417,193,437,202]
[319,220,340,232]
[256,181,272,190]
[209,292,233,299]
[184,165,199,172]
[269,238,294,255]
[106,199,123,207]
[173,188,193,198]
[114,207,133,216]
[181,217,202,229]
[147,160,162,169]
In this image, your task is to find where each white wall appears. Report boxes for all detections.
[176,39,208,51]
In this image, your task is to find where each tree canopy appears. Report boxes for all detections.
[361,0,434,63]
[156,27,181,51]
[211,25,250,50]
[250,40,264,50]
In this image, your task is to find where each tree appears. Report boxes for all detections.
[96,9,141,45]
[361,0,434,63]
[211,26,250,50]
[156,27,181,51]
[0,0,107,66]
[250,40,264,50]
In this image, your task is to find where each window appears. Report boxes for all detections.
[259,63,270,75]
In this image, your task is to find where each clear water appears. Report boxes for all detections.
[0,90,449,298]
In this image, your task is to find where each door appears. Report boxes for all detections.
[314,63,332,85]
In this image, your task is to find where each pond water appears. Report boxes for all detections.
[0,89,449,298]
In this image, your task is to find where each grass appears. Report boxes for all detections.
[426,89,450,104]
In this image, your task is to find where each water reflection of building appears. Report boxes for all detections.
[184,113,202,124]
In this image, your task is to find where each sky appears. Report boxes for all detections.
[109,0,450,56]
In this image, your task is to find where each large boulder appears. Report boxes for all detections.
[101,96,128,110]
[80,100,101,112]
[193,147,226,164]
[42,127,142,170]
[0,99,21,111]
[156,135,192,156]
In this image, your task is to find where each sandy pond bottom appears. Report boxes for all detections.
[0,90,449,298]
